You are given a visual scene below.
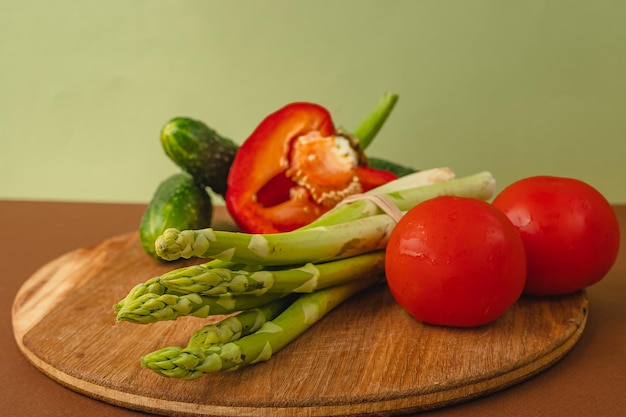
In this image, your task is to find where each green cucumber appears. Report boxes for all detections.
[140,172,214,260]
[367,157,417,177]
[160,117,239,197]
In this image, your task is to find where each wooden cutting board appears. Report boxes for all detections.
[12,232,588,417]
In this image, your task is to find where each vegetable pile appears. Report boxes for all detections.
[117,94,620,380]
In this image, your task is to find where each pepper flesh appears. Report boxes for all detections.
[225,102,397,234]
[286,132,362,208]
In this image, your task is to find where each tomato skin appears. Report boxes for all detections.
[492,176,620,296]
[385,196,527,328]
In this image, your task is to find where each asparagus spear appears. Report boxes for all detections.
[114,277,167,314]
[115,288,289,324]
[136,297,295,379]
[187,296,297,348]
[154,213,396,264]
[140,276,382,379]
[154,171,496,263]
[113,259,256,313]
[139,251,385,297]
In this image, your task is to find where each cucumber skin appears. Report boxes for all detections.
[367,157,417,177]
[161,117,238,197]
[140,172,214,260]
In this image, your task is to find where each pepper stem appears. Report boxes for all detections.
[352,92,399,150]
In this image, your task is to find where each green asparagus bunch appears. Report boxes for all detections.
[114,168,496,378]
[140,277,381,379]
[115,252,385,324]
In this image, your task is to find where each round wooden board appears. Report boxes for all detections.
[12,233,588,417]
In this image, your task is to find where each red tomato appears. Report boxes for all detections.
[492,176,620,296]
[385,196,527,327]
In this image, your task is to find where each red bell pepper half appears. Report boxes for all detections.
[225,102,398,234]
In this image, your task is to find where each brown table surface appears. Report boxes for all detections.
[2,200,625,417]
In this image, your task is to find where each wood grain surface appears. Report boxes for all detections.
[12,232,588,417]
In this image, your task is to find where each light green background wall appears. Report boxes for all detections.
[1,0,625,204]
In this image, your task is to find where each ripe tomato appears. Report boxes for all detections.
[492,176,620,296]
[385,196,527,327]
